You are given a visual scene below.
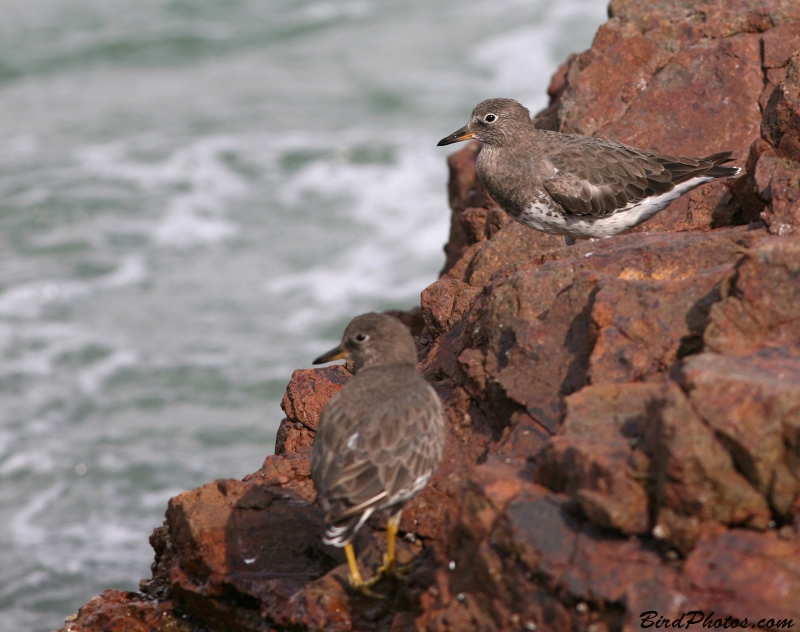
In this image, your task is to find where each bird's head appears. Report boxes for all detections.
[312,313,417,373]
[437,98,532,147]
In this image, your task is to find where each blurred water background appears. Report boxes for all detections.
[0,0,606,629]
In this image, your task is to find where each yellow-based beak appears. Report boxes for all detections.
[312,344,349,365]
[437,125,475,146]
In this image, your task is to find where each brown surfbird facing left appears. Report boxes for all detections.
[311,313,445,595]
[438,98,741,245]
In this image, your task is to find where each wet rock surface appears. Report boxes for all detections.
[61,1,800,630]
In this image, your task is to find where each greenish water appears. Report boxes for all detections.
[0,0,606,630]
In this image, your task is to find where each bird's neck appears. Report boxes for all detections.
[476,142,536,218]
[356,362,416,375]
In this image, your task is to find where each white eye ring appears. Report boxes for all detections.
[484,113,497,123]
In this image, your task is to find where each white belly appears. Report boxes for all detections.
[517,176,714,239]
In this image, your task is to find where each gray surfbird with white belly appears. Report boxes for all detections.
[311,313,445,595]
[438,98,741,245]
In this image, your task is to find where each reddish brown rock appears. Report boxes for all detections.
[760,21,800,108]
[165,478,331,584]
[163,473,434,632]
[417,469,577,632]
[762,21,800,71]
[536,435,650,535]
[682,351,800,516]
[420,278,481,339]
[493,410,550,467]
[762,51,800,164]
[755,148,800,235]
[533,383,659,535]
[531,380,771,550]
[704,236,800,356]
[61,590,189,632]
[420,462,681,632]
[441,141,498,274]
[450,227,759,434]
[643,384,771,534]
[588,268,729,384]
[649,506,728,558]
[603,35,763,157]
[239,448,317,509]
[684,529,800,619]
[274,365,351,455]
[758,52,800,235]
[448,221,562,288]
[458,206,510,246]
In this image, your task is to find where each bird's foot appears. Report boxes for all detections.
[375,555,414,582]
[346,558,416,598]
[349,575,386,599]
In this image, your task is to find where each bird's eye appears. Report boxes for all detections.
[484,113,497,123]
[354,333,368,343]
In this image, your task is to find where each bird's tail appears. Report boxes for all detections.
[322,508,373,548]
[701,151,741,178]
[661,151,741,184]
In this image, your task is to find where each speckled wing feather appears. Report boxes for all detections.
[311,367,444,542]
[542,137,735,218]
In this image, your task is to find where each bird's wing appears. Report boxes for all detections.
[542,140,677,217]
[311,381,443,524]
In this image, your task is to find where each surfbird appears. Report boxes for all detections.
[311,313,445,595]
[438,98,741,245]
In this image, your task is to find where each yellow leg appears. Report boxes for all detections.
[341,515,409,597]
[344,542,365,586]
[379,514,399,575]
[344,543,384,598]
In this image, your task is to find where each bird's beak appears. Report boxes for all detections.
[313,343,349,365]
[437,125,475,147]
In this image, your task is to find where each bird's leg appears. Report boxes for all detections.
[374,511,414,580]
[377,512,400,577]
[344,542,365,585]
[344,543,383,598]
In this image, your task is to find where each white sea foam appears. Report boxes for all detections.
[76,138,247,248]
[154,210,239,247]
[0,430,12,459]
[0,450,57,477]
[0,134,39,161]
[473,26,557,112]
[71,128,442,368]
[139,488,185,510]
[473,0,608,110]
[78,350,139,395]
[0,256,147,320]
[9,482,66,546]
[98,256,148,289]
[303,1,373,21]
[0,281,91,320]
[264,131,449,340]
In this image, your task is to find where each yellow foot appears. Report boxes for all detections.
[375,556,415,581]
[370,512,414,583]
[344,542,385,598]
[349,575,386,599]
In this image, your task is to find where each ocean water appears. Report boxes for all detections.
[0,1,607,630]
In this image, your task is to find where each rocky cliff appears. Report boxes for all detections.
[61,1,800,631]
